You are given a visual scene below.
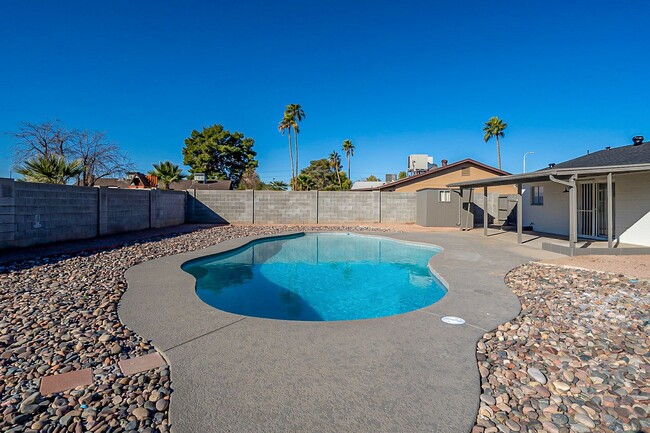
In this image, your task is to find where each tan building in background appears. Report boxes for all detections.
[375,158,515,194]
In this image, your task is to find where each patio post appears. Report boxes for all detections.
[607,172,613,249]
[516,183,522,244]
[569,176,577,250]
[459,187,464,230]
[483,186,488,236]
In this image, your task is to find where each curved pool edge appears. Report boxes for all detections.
[180,231,449,323]
[119,229,535,433]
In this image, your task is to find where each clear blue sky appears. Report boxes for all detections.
[1,0,648,182]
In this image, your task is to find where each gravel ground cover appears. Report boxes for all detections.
[473,263,650,433]
[0,225,390,432]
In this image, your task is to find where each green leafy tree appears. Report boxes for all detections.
[483,116,507,170]
[182,124,257,189]
[398,171,407,179]
[266,180,289,191]
[16,154,83,184]
[149,161,185,189]
[297,158,350,191]
[342,139,355,180]
[365,175,380,181]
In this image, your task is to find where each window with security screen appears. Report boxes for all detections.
[531,186,544,205]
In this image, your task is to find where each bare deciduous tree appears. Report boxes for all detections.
[9,120,134,186]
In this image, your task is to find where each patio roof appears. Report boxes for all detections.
[447,163,650,188]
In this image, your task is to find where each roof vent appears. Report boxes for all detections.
[605,146,611,150]
[548,163,556,168]
[633,135,644,146]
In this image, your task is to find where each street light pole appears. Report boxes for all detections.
[523,151,535,173]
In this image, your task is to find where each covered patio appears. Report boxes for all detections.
[449,163,650,256]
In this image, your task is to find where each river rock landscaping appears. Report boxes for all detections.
[0,225,390,432]
[473,263,649,433]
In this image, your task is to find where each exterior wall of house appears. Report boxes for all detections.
[522,173,650,247]
[614,172,650,246]
[385,163,515,194]
[521,181,569,235]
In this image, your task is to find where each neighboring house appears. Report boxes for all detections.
[449,136,650,250]
[351,181,385,190]
[373,159,514,194]
[92,172,232,190]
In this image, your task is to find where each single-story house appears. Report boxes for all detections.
[449,136,650,252]
[373,158,514,194]
[351,181,385,190]
[92,173,232,190]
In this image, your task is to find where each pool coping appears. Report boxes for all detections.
[120,229,556,432]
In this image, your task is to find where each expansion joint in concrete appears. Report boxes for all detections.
[164,316,247,352]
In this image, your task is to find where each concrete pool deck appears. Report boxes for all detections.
[120,230,562,432]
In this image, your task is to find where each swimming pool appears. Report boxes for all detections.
[182,233,446,321]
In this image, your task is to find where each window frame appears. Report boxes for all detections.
[439,190,451,203]
[530,186,544,206]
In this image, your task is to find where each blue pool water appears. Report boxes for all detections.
[182,233,446,321]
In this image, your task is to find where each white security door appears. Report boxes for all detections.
[577,183,596,238]
[578,182,610,238]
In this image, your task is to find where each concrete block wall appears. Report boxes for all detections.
[14,182,99,247]
[254,191,318,224]
[381,192,417,222]
[152,190,186,228]
[187,190,415,225]
[318,191,380,223]
[189,190,254,224]
[0,179,16,246]
[0,178,187,250]
[105,188,150,235]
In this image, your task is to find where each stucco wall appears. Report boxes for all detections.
[522,181,569,235]
[615,172,650,246]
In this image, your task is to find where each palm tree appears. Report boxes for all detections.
[278,114,295,189]
[16,154,83,184]
[483,116,507,170]
[267,180,289,191]
[149,161,185,189]
[341,139,354,180]
[329,150,342,189]
[285,104,305,179]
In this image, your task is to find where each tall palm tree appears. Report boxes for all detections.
[285,104,305,179]
[341,139,354,180]
[483,116,507,170]
[149,161,185,189]
[278,114,295,189]
[16,154,83,184]
[329,150,342,189]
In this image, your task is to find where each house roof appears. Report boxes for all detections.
[351,181,385,190]
[168,180,232,190]
[374,158,510,190]
[448,141,650,189]
[551,140,650,169]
